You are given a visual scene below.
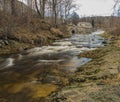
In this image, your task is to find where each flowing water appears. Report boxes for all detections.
[0,30,105,72]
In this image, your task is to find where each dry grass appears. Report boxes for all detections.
[109,27,120,36]
[0,41,34,55]
[0,13,70,56]
[61,44,120,101]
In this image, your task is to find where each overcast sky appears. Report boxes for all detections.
[75,0,115,17]
[19,0,115,17]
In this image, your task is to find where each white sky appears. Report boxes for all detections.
[75,0,115,16]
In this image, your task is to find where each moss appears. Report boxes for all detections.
[79,47,111,59]
[0,41,34,55]
[75,44,120,86]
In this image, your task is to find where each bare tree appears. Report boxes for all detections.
[34,0,47,19]
[41,0,47,18]
[11,0,16,16]
[52,0,57,25]
[0,0,77,30]
[35,0,42,17]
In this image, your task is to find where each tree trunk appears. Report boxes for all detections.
[35,0,42,17]
[11,0,16,16]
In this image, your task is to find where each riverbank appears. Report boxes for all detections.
[57,32,120,102]
[0,30,106,102]
[1,30,120,102]
[0,16,70,56]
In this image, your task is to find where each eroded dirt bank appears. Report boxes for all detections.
[0,17,70,56]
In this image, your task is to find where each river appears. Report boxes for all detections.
[0,30,105,72]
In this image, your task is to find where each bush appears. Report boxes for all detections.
[109,27,120,36]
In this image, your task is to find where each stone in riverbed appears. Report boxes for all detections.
[4,40,9,45]
[0,40,9,47]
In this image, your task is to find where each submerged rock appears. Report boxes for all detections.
[0,58,14,69]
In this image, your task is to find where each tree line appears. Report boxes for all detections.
[0,0,78,25]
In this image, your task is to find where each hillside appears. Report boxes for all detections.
[0,0,33,15]
[0,0,70,55]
